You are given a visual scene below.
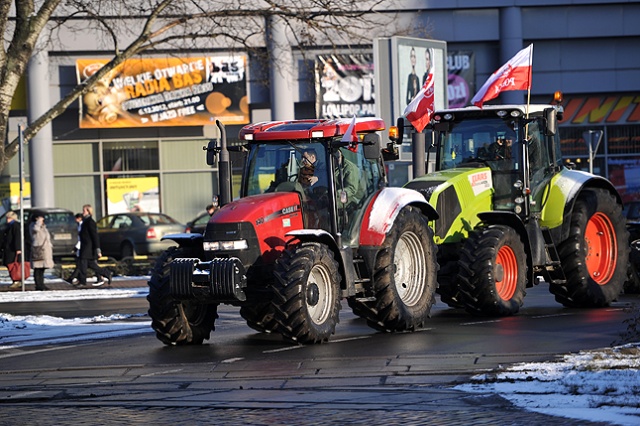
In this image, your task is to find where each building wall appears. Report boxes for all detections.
[4,0,640,220]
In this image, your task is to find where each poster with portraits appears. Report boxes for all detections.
[315,54,375,119]
[76,55,248,128]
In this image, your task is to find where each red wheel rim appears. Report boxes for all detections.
[495,245,518,301]
[585,212,617,285]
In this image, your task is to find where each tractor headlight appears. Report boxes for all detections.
[203,240,249,251]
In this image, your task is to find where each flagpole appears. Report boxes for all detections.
[524,44,533,139]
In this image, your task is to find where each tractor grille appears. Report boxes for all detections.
[203,221,260,266]
[434,186,462,239]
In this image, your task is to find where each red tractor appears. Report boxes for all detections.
[148,118,439,344]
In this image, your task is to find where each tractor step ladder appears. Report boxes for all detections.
[541,227,567,285]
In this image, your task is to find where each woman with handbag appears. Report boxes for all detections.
[29,211,54,291]
[3,211,24,290]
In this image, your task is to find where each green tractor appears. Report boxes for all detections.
[397,102,629,316]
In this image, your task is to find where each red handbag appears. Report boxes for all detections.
[8,255,31,281]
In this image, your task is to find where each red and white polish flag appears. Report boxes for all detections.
[403,53,435,133]
[471,44,533,108]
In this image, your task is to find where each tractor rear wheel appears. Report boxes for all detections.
[458,225,527,316]
[147,247,218,345]
[272,242,341,343]
[348,206,438,332]
[552,189,628,306]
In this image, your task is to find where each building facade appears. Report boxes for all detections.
[5,1,640,223]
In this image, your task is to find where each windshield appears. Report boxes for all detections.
[243,142,330,197]
[438,117,521,170]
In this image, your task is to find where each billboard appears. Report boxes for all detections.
[76,55,248,128]
[448,51,475,108]
[315,53,375,119]
[374,37,448,134]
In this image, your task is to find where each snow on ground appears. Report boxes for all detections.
[1,285,639,425]
[455,344,640,425]
[0,285,151,349]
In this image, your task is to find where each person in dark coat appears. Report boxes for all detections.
[3,211,23,289]
[77,204,112,287]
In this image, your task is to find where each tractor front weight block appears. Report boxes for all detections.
[169,257,247,302]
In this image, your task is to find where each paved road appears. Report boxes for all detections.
[0,279,635,425]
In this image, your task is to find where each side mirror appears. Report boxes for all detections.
[544,108,557,136]
[363,133,381,159]
[205,140,217,165]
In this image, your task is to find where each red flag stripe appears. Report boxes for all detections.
[471,44,533,108]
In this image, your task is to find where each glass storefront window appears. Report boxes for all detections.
[53,142,100,173]
[608,156,640,203]
[607,125,640,155]
[103,141,159,172]
[559,126,603,158]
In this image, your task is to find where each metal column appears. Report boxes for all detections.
[27,48,55,207]
[266,15,295,120]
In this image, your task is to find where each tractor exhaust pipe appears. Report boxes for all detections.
[216,119,232,207]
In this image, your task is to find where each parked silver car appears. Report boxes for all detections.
[96,212,184,259]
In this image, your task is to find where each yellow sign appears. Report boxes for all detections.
[106,177,159,214]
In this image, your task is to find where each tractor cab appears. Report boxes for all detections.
[239,119,386,246]
[433,105,562,218]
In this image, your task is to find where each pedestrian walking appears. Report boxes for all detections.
[2,211,24,290]
[77,204,112,287]
[29,211,54,291]
[65,213,83,286]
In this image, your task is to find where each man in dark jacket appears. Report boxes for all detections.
[77,204,112,287]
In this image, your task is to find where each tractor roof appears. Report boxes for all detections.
[434,104,557,118]
[239,117,385,141]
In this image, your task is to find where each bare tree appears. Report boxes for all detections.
[1,0,398,171]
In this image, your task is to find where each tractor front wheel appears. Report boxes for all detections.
[147,247,218,345]
[553,189,628,306]
[272,242,341,344]
[348,206,438,332]
[458,225,527,316]
[240,302,278,333]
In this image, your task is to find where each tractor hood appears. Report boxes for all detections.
[208,192,304,259]
[405,167,493,243]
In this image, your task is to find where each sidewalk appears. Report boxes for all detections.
[0,271,148,292]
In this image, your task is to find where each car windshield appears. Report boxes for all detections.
[139,214,176,225]
[194,213,210,226]
[43,212,75,226]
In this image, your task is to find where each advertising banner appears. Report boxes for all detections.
[76,56,248,128]
[106,177,159,214]
[315,54,375,119]
[447,51,475,108]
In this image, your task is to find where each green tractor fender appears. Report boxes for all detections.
[540,169,622,244]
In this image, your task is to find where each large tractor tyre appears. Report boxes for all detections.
[272,242,341,344]
[348,206,438,332]
[240,302,278,333]
[457,225,527,316]
[436,258,465,309]
[624,261,640,295]
[624,240,640,294]
[552,189,628,307]
[147,247,218,345]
